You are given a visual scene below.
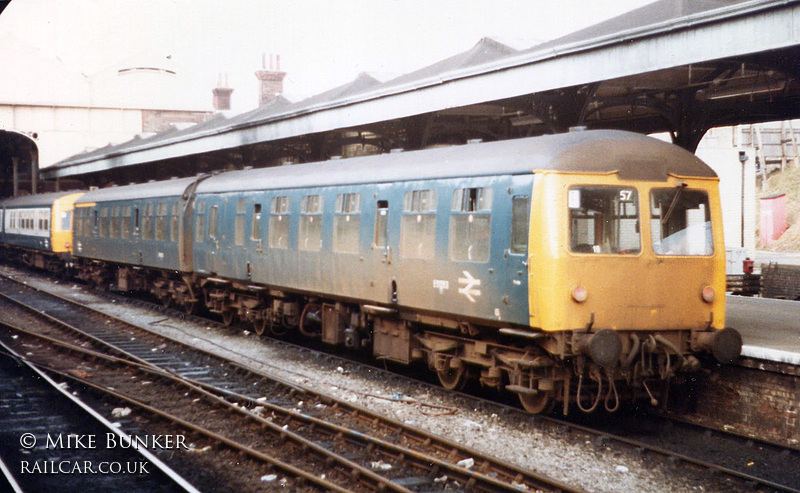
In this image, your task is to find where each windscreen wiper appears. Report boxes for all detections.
[661,182,687,225]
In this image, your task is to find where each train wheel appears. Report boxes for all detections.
[183,301,197,316]
[253,316,267,336]
[519,391,554,415]
[221,310,236,327]
[437,366,468,391]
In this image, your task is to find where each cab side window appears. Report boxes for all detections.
[510,196,530,255]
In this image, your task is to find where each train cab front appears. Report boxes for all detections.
[530,171,742,412]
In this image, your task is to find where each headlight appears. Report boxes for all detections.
[701,286,715,303]
[572,285,588,303]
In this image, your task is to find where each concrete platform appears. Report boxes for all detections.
[726,294,800,365]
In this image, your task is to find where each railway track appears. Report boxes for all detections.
[0,338,197,493]
[3,267,800,492]
[0,272,582,493]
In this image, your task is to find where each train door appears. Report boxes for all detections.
[192,198,210,274]
[501,176,533,325]
[369,198,396,303]
[208,203,220,274]
[132,204,142,264]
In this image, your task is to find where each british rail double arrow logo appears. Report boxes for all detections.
[458,271,482,302]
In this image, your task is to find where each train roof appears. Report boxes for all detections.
[195,130,716,195]
[0,190,84,208]
[75,176,200,204]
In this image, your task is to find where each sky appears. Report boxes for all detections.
[0,0,656,113]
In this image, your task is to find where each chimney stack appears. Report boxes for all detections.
[212,73,233,111]
[255,53,286,106]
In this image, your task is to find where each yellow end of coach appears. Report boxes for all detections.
[528,171,726,334]
[51,192,85,254]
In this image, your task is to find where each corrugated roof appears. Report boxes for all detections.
[529,0,754,51]
[45,0,799,178]
[381,37,517,89]
[296,72,384,109]
[50,38,518,167]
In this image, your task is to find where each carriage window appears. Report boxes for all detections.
[374,200,388,248]
[235,198,246,246]
[209,205,219,240]
[110,206,120,238]
[195,215,205,242]
[400,190,436,259]
[269,196,290,249]
[251,203,262,240]
[511,196,530,255]
[195,200,205,242]
[155,203,168,241]
[299,195,322,251]
[121,206,132,239]
[450,187,492,262]
[452,187,492,212]
[76,208,85,236]
[333,193,360,254]
[170,202,180,242]
[142,203,154,240]
[651,188,713,256]
[99,207,109,238]
[569,186,640,254]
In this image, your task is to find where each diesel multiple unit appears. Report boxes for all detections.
[0,130,742,414]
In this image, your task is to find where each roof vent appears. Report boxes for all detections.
[467,139,483,144]
[330,156,342,160]
[390,148,404,153]
[569,126,588,132]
